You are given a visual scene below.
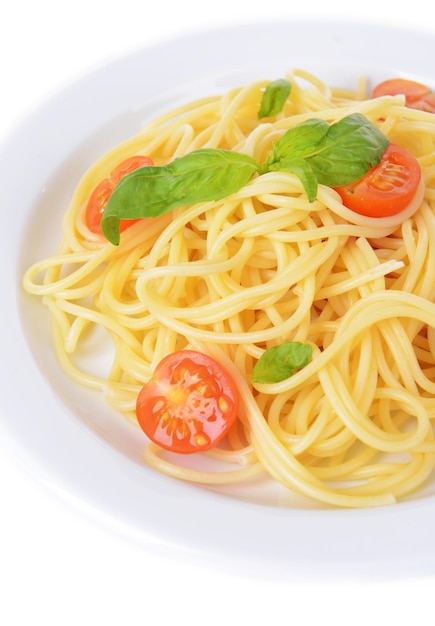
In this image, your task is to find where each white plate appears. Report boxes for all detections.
[3,19,435,580]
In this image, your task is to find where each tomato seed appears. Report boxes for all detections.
[218,396,231,413]
[194,433,211,447]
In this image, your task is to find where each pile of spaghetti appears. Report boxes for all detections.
[23,69,435,508]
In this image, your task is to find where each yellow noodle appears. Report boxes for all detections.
[23,69,435,507]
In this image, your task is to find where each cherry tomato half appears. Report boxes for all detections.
[136,350,240,454]
[111,155,154,185]
[85,155,153,234]
[372,78,430,103]
[85,178,114,233]
[334,144,421,218]
[409,92,435,113]
[372,78,435,113]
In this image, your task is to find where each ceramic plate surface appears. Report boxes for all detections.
[3,20,435,580]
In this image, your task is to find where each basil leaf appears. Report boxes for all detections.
[251,341,313,384]
[258,79,291,119]
[101,149,259,244]
[262,113,388,200]
[265,118,330,166]
[307,113,390,186]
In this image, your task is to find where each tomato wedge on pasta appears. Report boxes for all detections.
[136,351,239,454]
[372,78,435,113]
[85,155,153,234]
[334,144,421,217]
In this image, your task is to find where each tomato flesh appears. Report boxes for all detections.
[334,144,421,218]
[85,155,153,234]
[136,351,240,454]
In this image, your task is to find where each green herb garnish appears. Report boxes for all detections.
[102,110,389,245]
[262,113,389,200]
[101,148,259,244]
[258,78,291,118]
[251,342,313,384]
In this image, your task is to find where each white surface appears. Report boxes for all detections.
[2,2,435,624]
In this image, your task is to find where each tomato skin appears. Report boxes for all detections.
[372,78,431,103]
[334,144,421,218]
[111,155,154,185]
[372,78,435,113]
[85,178,115,233]
[136,350,240,454]
[85,155,153,235]
[409,92,435,114]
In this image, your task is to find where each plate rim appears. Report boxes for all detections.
[3,18,435,580]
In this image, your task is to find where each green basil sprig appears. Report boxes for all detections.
[251,341,313,383]
[258,78,291,119]
[102,112,389,245]
[262,113,389,200]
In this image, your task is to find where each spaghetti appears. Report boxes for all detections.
[23,69,435,507]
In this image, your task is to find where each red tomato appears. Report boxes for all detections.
[408,92,435,113]
[85,155,153,234]
[85,178,114,233]
[136,350,240,454]
[372,78,435,113]
[372,78,431,103]
[334,144,421,218]
[111,155,154,185]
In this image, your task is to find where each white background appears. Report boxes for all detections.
[1,2,435,624]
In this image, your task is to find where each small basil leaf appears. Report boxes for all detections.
[251,341,313,384]
[258,79,291,119]
[101,149,259,244]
